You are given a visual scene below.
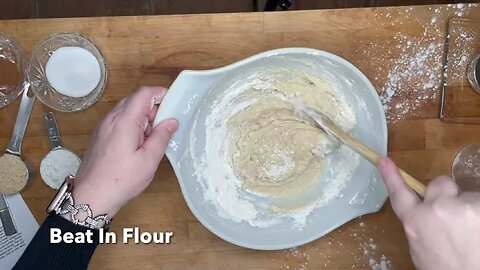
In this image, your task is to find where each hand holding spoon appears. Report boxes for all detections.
[303,108,426,196]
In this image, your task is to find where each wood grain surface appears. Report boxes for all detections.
[1,4,479,269]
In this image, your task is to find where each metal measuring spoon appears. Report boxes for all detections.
[0,84,35,195]
[40,112,81,189]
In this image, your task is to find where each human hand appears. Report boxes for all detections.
[378,157,480,270]
[72,86,178,218]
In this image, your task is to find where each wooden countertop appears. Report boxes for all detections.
[1,4,479,269]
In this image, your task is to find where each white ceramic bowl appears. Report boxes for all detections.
[154,48,388,250]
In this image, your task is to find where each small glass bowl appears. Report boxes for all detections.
[468,54,480,94]
[0,33,28,108]
[27,33,108,112]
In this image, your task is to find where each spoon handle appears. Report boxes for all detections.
[6,84,35,156]
[0,195,17,236]
[341,132,426,196]
[309,110,427,196]
[44,112,63,150]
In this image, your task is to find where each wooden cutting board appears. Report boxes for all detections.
[1,4,479,269]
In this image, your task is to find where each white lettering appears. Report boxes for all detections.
[51,227,173,244]
[104,231,116,244]
[85,230,93,244]
[134,227,140,243]
[99,229,116,244]
[63,232,73,243]
[99,228,104,243]
[165,232,173,244]
[121,228,174,244]
[74,232,84,243]
[123,228,134,244]
[140,232,152,243]
[50,228,62,243]
[153,232,163,244]
[50,228,95,244]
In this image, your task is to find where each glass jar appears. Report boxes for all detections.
[468,54,480,94]
[0,33,27,108]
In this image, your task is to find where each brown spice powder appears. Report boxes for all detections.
[0,154,28,194]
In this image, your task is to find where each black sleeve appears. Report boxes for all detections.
[13,215,100,270]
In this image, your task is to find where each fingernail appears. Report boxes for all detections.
[378,157,389,169]
[144,119,149,131]
[151,96,161,110]
[152,89,166,106]
[150,98,155,110]
[166,119,178,133]
[153,95,163,105]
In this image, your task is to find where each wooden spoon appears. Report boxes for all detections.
[304,109,426,196]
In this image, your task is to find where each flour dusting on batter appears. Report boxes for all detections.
[191,67,359,227]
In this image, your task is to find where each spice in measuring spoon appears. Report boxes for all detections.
[40,112,81,189]
[0,86,35,194]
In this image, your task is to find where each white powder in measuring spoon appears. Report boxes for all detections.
[40,149,81,189]
[46,46,101,98]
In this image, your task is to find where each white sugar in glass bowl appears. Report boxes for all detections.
[28,33,108,112]
[154,48,388,250]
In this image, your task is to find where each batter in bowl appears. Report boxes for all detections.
[195,67,357,225]
[228,72,356,197]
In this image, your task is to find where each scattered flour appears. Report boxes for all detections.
[360,3,478,123]
[280,220,393,270]
[448,25,478,85]
[282,247,310,270]
[183,94,198,114]
[168,140,179,151]
[351,221,393,270]
[369,255,393,270]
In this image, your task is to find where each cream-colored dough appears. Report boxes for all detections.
[226,71,356,198]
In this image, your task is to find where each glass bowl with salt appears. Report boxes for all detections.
[0,33,28,108]
[28,33,107,112]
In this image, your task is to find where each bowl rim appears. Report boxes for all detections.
[166,47,388,250]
